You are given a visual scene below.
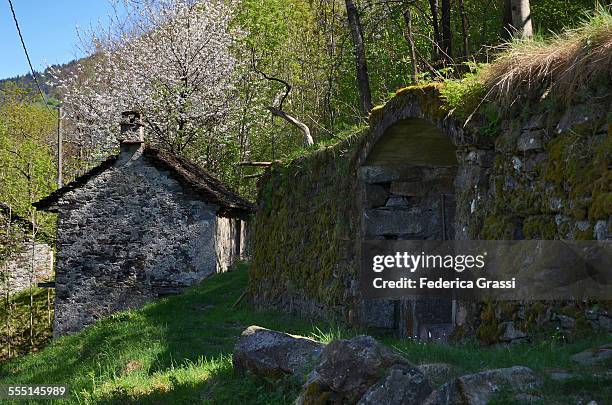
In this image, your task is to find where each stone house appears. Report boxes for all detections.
[34,112,254,336]
[0,202,54,297]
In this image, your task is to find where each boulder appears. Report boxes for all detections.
[570,343,612,366]
[416,363,457,386]
[233,325,324,382]
[357,365,432,405]
[423,366,541,405]
[298,335,411,403]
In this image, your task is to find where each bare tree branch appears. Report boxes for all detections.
[251,47,314,146]
[267,107,314,147]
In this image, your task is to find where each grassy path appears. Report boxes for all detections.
[1,265,610,404]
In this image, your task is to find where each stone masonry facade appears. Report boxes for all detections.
[35,126,253,336]
[0,241,53,297]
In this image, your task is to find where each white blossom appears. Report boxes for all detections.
[53,0,239,154]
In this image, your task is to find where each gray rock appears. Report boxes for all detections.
[464,149,496,168]
[500,322,528,343]
[570,343,612,366]
[364,207,428,236]
[365,184,388,208]
[391,181,425,197]
[556,104,607,136]
[416,363,456,386]
[360,299,396,329]
[522,114,545,130]
[594,220,608,241]
[512,156,523,171]
[597,314,612,332]
[550,197,564,212]
[233,325,325,382]
[423,366,541,405]
[358,165,403,183]
[517,130,544,152]
[554,314,576,330]
[523,152,547,173]
[386,196,409,207]
[300,335,411,403]
[358,365,432,405]
[544,368,574,382]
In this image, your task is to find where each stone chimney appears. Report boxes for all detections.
[120,110,144,142]
[119,110,145,161]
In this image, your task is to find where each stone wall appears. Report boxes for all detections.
[250,134,364,325]
[451,80,611,341]
[0,241,53,296]
[251,85,472,327]
[251,82,611,340]
[53,145,221,336]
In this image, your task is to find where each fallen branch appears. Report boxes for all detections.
[243,173,264,179]
[237,161,274,167]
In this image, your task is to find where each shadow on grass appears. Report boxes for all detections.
[92,360,302,405]
[2,266,610,404]
[0,267,323,404]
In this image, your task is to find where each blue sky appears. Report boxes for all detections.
[1,1,117,79]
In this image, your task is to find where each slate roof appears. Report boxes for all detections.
[33,147,254,218]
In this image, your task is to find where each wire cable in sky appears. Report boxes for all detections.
[7,0,53,115]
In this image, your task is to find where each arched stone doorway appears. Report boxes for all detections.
[359,117,459,340]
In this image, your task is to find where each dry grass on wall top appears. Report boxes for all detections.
[480,7,612,112]
[367,9,611,131]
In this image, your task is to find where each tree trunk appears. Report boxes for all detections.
[345,0,373,116]
[503,0,533,39]
[501,0,513,39]
[402,7,419,84]
[458,0,470,58]
[511,0,533,38]
[440,0,452,64]
[428,0,441,61]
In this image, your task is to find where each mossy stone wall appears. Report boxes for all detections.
[249,135,364,324]
[250,82,611,338]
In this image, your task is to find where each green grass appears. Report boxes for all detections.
[0,264,322,404]
[1,287,54,362]
[389,336,612,404]
[1,265,610,404]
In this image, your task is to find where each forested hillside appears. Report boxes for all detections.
[1,0,603,201]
